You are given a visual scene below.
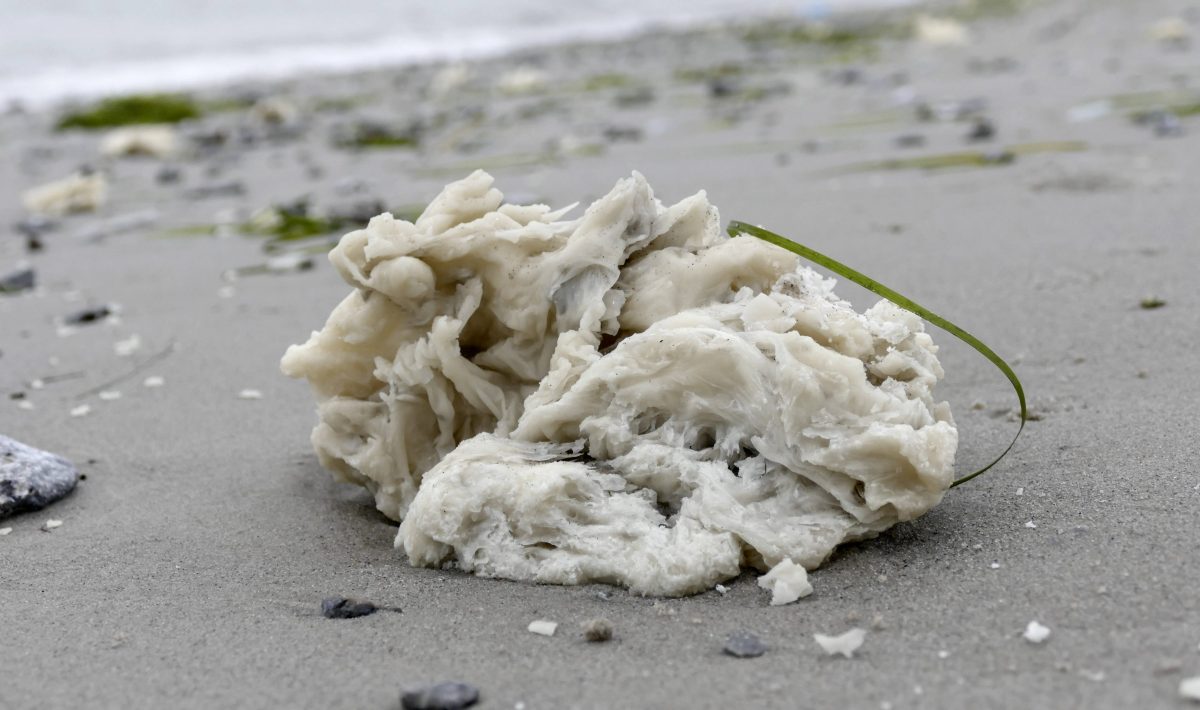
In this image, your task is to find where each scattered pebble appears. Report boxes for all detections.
[17,401,34,411]
[320,596,378,619]
[69,404,91,418]
[714,584,728,595]
[114,334,142,357]
[22,172,108,216]
[527,620,557,637]
[722,632,768,659]
[582,618,613,642]
[990,562,1001,569]
[218,286,237,299]
[401,681,480,710]
[915,15,971,47]
[1180,676,1200,702]
[0,268,36,294]
[966,117,996,142]
[41,519,63,531]
[1016,487,1024,496]
[64,305,112,325]
[813,628,866,658]
[1024,520,1038,529]
[98,390,122,401]
[143,376,165,388]
[1140,297,1167,310]
[238,389,263,400]
[1079,669,1106,682]
[0,527,12,535]
[1023,620,1051,644]
[937,650,950,659]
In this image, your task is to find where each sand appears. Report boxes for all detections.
[2,0,1199,708]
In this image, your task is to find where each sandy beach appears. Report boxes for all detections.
[2,0,1199,708]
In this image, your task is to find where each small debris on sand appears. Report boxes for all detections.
[990,562,1001,569]
[722,632,768,659]
[69,404,91,418]
[22,172,108,216]
[582,618,613,642]
[238,389,263,400]
[98,390,122,401]
[319,596,378,619]
[0,268,35,294]
[114,334,142,357]
[814,628,866,658]
[1179,676,1200,702]
[1024,520,1038,529]
[64,305,112,325]
[0,527,13,535]
[401,681,480,710]
[1023,620,1051,644]
[757,559,813,605]
[527,619,557,637]
[1140,297,1167,310]
[41,519,63,531]
[915,16,970,47]
[714,584,728,595]
[100,125,178,159]
[143,376,165,388]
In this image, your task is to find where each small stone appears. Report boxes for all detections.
[320,596,378,619]
[582,618,613,642]
[41,519,63,531]
[966,118,996,142]
[155,165,183,184]
[937,650,950,659]
[1140,296,1167,310]
[98,390,122,401]
[70,404,91,418]
[143,376,165,388]
[0,527,12,535]
[714,584,728,595]
[0,268,35,294]
[1024,520,1037,529]
[64,305,112,325]
[990,562,1001,569]
[527,619,557,636]
[722,631,768,658]
[1023,620,1051,644]
[401,681,480,710]
[238,389,263,400]
[758,558,813,605]
[1,438,81,520]
[114,334,141,357]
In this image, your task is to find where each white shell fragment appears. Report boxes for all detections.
[757,559,813,606]
[22,172,108,216]
[238,389,263,400]
[527,620,558,637]
[143,376,165,388]
[42,519,63,531]
[282,170,958,597]
[1181,676,1200,702]
[100,125,178,159]
[814,628,867,658]
[1023,621,1051,644]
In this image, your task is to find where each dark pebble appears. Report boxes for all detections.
[64,305,112,325]
[894,133,926,149]
[156,165,183,184]
[1,435,80,519]
[401,682,480,710]
[320,596,378,619]
[966,117,996,142]
[722,632,768,659]
[185,181,246,200]
[0,268,35,294]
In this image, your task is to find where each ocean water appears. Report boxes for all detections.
[0,0,915,107]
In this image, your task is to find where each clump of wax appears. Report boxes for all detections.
[282,170,957,596]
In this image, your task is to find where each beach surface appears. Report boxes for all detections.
[2,0,1199,708]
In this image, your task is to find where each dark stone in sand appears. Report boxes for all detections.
[64,305,112,325]
[155,165,183,184]
[320,596,378,619]
[0,268,35,294]
[401,682,480,710]
[722,632,768,658]
[966,117,996,142]
[185,181,246,200]
[1,435,80,519]
[894,133,926,149]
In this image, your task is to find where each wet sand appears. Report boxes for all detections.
[2,0,1199,707]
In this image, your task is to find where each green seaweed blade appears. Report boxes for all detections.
[727,220,1026,487]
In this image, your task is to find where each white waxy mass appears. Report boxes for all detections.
[282,170,958,596]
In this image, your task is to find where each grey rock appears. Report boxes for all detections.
[0,268,35,294]
[64,305,112,325]
[1,435,80,519]
[185,181,245,200]
[966,117,996,142]
[401,682,480,710]
[722,632,768,658]
[582,618,613,642]
[320,596,378,619]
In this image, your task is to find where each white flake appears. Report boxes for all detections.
[757,559,813,606]
[69,404,91,418]
[41,519,63,531]
[238,389,263,400]
[114,334,142,357]
[143,376,165,388]
[1180,676,1200,701]
[0,527,12,536]
[527,620,557,637]
[1023,621,1051,644]
[813,628,866,658]
[98,390,123,401]
[1024,520,1037,529]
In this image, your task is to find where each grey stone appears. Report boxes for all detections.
[320,596,378,619]
[722,632,768,658]
[0,268,35,294]
[1,435,80,519]
[401,682,480,710]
